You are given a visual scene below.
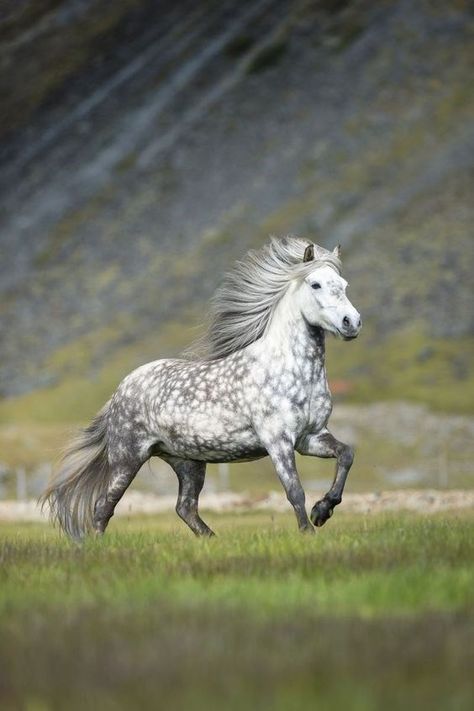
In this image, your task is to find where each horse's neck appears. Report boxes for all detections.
[288,318,326,383]
[255,297,326,381]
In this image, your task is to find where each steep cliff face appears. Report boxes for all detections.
[0,0,473,411]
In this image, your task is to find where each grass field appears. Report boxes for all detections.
[1,511,473,710]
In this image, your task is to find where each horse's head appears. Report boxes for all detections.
[297,245,361,340]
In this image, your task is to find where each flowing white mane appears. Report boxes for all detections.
[188,236,341,360]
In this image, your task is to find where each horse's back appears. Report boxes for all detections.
[111,355,263,462]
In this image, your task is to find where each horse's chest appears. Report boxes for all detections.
[291,385,332,435]
[248,364,331,437]
[307,387,332,431]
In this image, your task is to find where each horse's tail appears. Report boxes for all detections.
[39,400,112,540]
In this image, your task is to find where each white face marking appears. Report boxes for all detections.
[298,265,361,338]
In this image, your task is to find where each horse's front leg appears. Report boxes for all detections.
[265,437,314,533]
[296,429,354,527]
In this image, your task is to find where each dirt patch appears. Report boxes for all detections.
[1,489,473,523]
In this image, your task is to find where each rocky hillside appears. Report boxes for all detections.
[1,0,473,417]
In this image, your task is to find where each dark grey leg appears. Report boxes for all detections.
[296,429,354,527]
[266,439,313,533]
[163,457,214,537]
[93,460,142,534]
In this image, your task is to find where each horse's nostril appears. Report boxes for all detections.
[342,316,351,329]
[357,318,362,328]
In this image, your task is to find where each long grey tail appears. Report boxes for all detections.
[39,400,112,539]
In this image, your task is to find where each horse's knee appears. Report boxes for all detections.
[286,482,305,508]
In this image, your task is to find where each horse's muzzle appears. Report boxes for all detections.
[339,315,361,340]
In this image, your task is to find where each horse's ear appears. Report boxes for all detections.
[303,244,314,262]
[333,244,341,259]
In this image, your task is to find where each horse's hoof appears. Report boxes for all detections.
[310,499,333,527]
[299,524,315,534]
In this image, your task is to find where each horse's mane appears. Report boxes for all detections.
[186,236,341,361]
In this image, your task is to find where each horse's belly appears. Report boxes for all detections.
[191,446,268,464]
[161,438,267,463]
[157,407,265,462]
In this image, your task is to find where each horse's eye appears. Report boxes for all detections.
[311,282,321,290]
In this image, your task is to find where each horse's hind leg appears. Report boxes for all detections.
[163,457,214,537]
[93,457,143,535]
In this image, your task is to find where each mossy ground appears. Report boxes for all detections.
[1,511,473,709]
[325,327,474,413]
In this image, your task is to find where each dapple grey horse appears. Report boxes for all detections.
[41,237,361,538]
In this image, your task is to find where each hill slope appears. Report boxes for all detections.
[0,0,473,415]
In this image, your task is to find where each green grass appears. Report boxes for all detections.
[1,512,473,709]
